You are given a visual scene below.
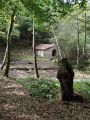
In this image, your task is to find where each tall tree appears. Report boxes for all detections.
[82,8,87,66]
[33,20,39,78]
[77,10,80,68]
[0,0,25,76]
[4,8,16,77]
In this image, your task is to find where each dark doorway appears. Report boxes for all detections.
[52,49,56,56]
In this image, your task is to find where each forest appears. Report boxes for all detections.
[0,0,90,120]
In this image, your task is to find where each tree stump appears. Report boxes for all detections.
[57,57,74,101]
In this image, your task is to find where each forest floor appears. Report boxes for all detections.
[0,72,90,120]
[0,48,90,120]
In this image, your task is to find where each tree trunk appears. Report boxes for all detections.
[77,12,80,68]
[82,9,86,66]
[57,58,74,101]
[33,20,39,78]
[51,25,62,60]
[1,45,8,70]
[4,9,16,77]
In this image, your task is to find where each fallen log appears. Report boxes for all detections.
[10,67,58,71]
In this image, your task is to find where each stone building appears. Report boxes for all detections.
[36,44,56,58]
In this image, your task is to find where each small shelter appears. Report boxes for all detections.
[36,44,56,58]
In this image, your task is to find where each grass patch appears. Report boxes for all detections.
[17,76,90,101]
[11,53,25,60]
[11,52,50,61]
[37,56,50,61]
[74,79,90,100]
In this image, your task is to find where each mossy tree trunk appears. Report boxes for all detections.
[4,9,16,77]
[57,58,74,101]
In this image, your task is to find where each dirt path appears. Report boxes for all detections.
[0,73,46,120]
[0,73,90,120]
[6,60,90,79]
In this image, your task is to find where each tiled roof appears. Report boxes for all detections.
[36,44,54,50]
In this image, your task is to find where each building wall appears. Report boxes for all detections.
[36,50,44,57]
[36,47,56,58]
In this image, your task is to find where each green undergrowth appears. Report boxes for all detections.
[37,56,50,61]
[17,76,60,100]
[74,79,90,101]
[11,52,50,61]
[11,53,25,60]
[16,76,90,101]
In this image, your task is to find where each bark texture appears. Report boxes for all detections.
[57,58,74,101]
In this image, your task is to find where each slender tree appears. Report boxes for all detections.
[33,20,39,78]
[51,26,62,60]
[82,8,87,66]
[4,9,16,77]
[77,10,80,68]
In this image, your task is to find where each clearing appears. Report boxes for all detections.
[0,48,90,120]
